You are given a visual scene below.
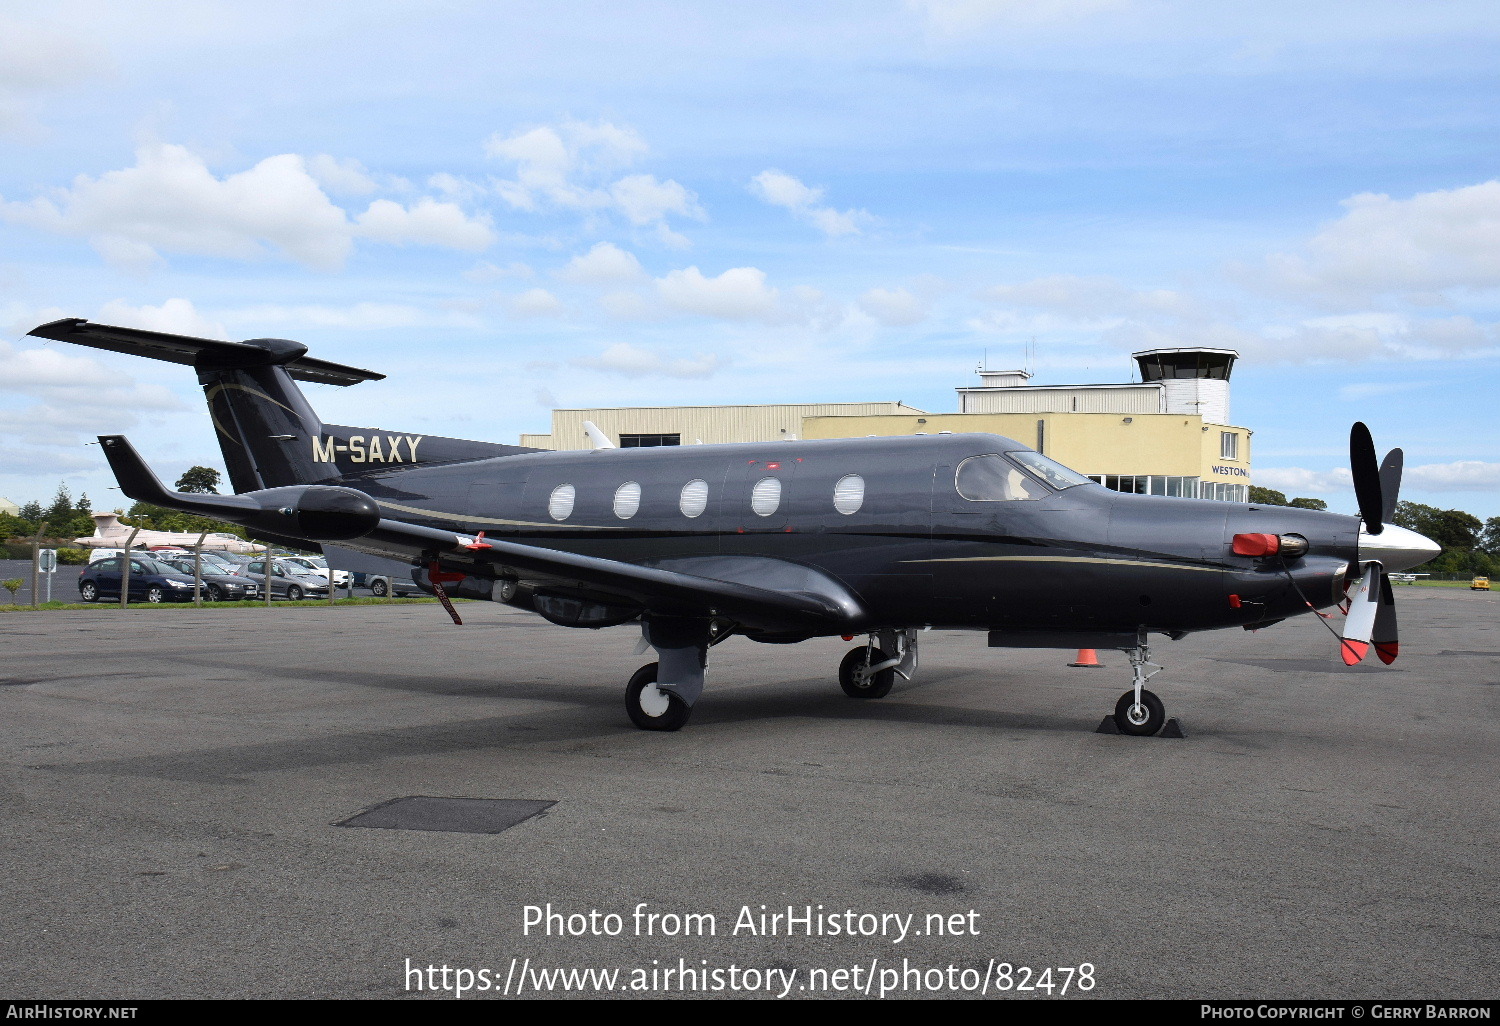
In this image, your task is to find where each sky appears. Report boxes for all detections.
[2,0,1498,521]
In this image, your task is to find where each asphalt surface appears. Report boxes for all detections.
[1,588,1496,1000]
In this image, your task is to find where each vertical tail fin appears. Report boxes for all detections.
[28,318,382,491]
[29,318,541,491]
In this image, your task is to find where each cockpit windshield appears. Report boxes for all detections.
[956,455,1049,501]
[1006,450,1094,491]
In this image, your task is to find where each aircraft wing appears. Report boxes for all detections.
[93,431,863,631]
[355,519,866,630]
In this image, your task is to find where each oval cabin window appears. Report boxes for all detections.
[679,479,709,518]
[833,474,864,515]
[750,477,782,516]
[548,483,576,520]
[613,481,641,520]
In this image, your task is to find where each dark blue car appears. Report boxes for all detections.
[78,554,257,603]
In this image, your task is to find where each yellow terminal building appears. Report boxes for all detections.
[521,347,1251,503]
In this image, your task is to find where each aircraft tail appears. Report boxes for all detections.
[29,318,532,492]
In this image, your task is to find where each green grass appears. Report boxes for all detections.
[1406,579,1492,589]
[0,597,452,612]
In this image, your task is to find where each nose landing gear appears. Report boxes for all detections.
[1101,631,1180,737]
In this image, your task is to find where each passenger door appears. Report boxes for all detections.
[92,557,122,597]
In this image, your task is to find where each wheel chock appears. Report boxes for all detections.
[1093,715,1187,738]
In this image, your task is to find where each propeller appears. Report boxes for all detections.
[1340,424,1408,664]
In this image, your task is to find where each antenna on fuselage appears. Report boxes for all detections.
[582,421,616,450]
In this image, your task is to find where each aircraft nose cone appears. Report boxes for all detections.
[1357,522,1442,572]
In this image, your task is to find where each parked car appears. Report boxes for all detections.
[238,559,331,601]
[156,556,262,601]
[78,554,257,603]
[1473,576,1491,591]
[349,569,418,597]
[280,554,352,587]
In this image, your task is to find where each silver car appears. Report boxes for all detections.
[238,559,331,601]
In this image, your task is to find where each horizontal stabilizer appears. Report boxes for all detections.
[28,318,383,387]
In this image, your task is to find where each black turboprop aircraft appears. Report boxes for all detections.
[29,318,1441,736]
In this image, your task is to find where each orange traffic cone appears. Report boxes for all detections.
[1068,649,1104,668]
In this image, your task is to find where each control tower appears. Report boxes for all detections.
[1132,347,1237,425]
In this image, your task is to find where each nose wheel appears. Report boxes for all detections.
[1113,688,1165,736]
[1105,632,1171,737]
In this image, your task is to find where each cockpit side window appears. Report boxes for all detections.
[955,454,1049,501]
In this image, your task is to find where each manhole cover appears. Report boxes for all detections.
[339,796,556,834]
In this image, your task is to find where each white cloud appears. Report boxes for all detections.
[506,288,565,318]
[354,197,495,251]
[1268,180,1500,301]
[597,290,658,320]
[486,120,700,234]
[1,143,497,270]
[610,174,704,226]
[1258,460,1500,495]
[1404,461,1500,491]
[97,298,229,340]
[656,266,782,321]
[750,169,869,238]
[858,287,929,326]
[308,155,378,196]
[1254,467,1354,494]
[557,242,647,285]
[1,144,354,270]
[572,342,721,379]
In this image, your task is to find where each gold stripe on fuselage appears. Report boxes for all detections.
[903,555,1223,573]
[373,499,625,530]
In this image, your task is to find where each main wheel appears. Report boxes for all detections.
[79,581,98,602]
[370,578,389,597]
[1113,689,1166,736]
[625,662,692,731]
[839,645,896,699]
[286,585,304,602]
[146,585,165,603]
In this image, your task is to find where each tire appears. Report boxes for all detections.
[206,585,223,602]
[625,663,692,731]
[1113,689,1166,736]
[370,578,389,597]
[286,585,303,602]
[839,645,896,699]
[80,581,98,603]
[146,585,165,604]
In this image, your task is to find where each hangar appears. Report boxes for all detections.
[521,347,1251,502]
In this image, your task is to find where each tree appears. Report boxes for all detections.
[1249,486,1288,506]
[44,484,74,526]
[18,500,43,523]
[1393,501,1482,549]
[1288,497,1327,510]
[0,512,29,540]
[175,467,222,494]
[1480,517,1500,556]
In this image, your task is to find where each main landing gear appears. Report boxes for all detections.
[625,616,714,732]
[1110,632,1167,736]
[839,629,919,699]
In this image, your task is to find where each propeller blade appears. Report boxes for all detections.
[1350,422,1385,535]
[1340,560,1383,665]
[1378,448,1403,526]
[1373,571,1399,664]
